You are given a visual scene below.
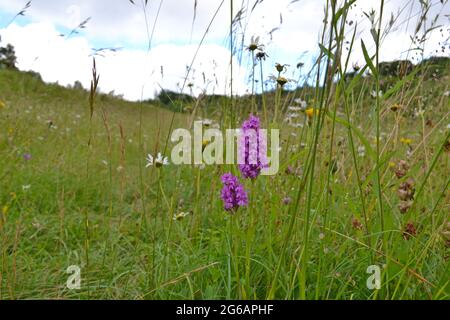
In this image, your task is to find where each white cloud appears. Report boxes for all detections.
[1,22,92,86]
[0,22,247,101]
[343,0,450,66]
[0,0,231,45]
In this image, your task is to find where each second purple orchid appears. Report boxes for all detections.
[238,115,268,179]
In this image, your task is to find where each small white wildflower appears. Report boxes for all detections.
[358,146,366,157]
[286,112,300,119]
[288,105,302,112]
[415,108,425,117]
[289,122,304,128]
[198,118,214,127]
[195,163,206,170]
[370,90,382,98]
[406,148,412,158]
[173,211,191,221]
[293,98,308,109]
[32,219,42,229]
[22,184,31,191]
[289,144,298,152]
[146,152,169,168]
[102,160,108,166]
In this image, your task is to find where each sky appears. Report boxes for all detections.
[0,0,449,101]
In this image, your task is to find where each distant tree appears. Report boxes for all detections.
[417,56,450,79]
[73,80,83,90]
[0,41,18,69]
[157,90,194,105]
[379,60,413,79]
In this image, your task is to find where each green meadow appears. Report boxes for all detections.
[0,0,449,300]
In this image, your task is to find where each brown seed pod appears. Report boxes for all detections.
[403,222,417,240]
[395,160,409,178]
[351,217,363,230]
[398,200,413,214]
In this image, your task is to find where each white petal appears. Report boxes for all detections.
[146,154,154,166]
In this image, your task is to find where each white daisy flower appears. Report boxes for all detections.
[198,118,214,127]
[286,112,300,119]
[289,122,304,128]
[173,211,191,221]
[288,105,302,112]
[146,152,169,168]
[293,98,307,109]
[370,90,382,98]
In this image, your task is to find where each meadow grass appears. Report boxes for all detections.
[0,0,449,300]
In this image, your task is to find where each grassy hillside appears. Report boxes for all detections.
[0,54,449,299]
[0,69,192,298]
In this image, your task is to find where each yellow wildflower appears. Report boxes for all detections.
[305,108,319,119]
[400,137,412,145]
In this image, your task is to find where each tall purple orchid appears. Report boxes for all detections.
[238,115,268,179]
